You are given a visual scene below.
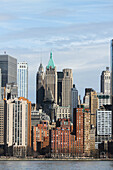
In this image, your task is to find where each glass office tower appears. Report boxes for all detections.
[18,62,28,99]
[0,54,17,87]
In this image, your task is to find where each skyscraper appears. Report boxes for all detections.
[6,97,31,156]
[62,69,73,107]
[111,39,113,138]
[45,52,57,103]
[36,63,45,109]
[57,71,64,106]
[70,84,78,123]
[0,69,1,100]
[0,54,17,87]
[101,67,110,95]
[18,62,28,99]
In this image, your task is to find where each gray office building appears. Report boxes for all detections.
[0,54,17,87]
[111,39,113,138]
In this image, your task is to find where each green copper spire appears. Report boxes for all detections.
[47,51,55,69]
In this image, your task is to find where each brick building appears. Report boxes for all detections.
[32,120,49,152]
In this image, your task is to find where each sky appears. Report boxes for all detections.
[0,0,113,103]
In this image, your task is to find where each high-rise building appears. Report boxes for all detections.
[111,39,113,138]
[36,63,45,109]
[73,108,84,155]
[83,109,90,156]
[96,106,112,143]
[101,67,110,95]
[90,91,99,127]
[6,97,31,155]
[0,69,1,100]
[62,69,73,107]
[18,62,28,99]
[0,100,6,147]
[45,52,57,103]
[0,54,17,87]
[70,84,78,123]
[57,72,64,106]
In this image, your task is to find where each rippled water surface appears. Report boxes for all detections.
[0,161,113,170]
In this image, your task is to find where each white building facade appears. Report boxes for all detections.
[96,108,112,142]
[18,62,28,99]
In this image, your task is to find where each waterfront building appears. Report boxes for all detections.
[111,39,113,138]
[18,62,28,99]
[36,63,45,109]
[51,119,78,157]
[32,120,49,152]
[56,105,70,120]
[73,108,84,155]
[96,106,112,143]
[45,52,57,104]
[0,54,17,87]
[101,67,111,95]
[90,125,95,154]
[0,69,1,100]
[70,84,78,123]
[83,109,90,156]
[0,100,6,147]
[62,69,73,107]
[6,97,31,156]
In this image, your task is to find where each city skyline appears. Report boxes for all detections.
[0,0,113,103]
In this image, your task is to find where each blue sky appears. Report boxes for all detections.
[0,0,113,102]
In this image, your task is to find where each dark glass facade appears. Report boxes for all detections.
[0,55,17,87]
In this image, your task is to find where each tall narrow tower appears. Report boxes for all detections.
[18,62,28,99]
[36,63,45,109]
[101,67,110,95]
[45,52,57,103]
[62,69,73,107]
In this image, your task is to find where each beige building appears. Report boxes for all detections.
[90,91,99,127]
[45,52,57,104]
[0,100,6,145]
[90,125,95,154]
[62,69,73,107]
[56,105,70,120]
[83,109,90,156]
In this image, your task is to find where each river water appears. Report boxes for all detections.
[0,161,113,170]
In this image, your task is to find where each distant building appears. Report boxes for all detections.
[0,54,17,87]
[73,108,84,155]
[51,119,78,157]
[111,39,113,138]
[36,63,45,109]
[96,106,112,143]
[0,69,1,100]
[90,91,99,127]
[56,106,70,120]
[45,52,57,104]
[62,69,73,107]
[0,100,6,147]
[32,121,49,152]
[1,83,18,100]
[83,109,90,156]
[18,62,28,99]
[6,97,31,156]
[57,71,64,106]
[101,67,110,95]
[70,84,78,123]
[97,92,111,108]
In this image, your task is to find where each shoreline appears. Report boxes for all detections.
[0,157,113,161]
